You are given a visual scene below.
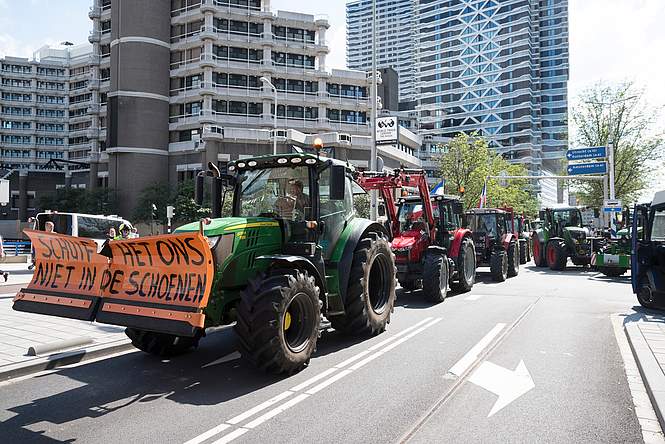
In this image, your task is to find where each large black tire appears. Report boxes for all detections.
[546,240,567,271]
[451,238,475,293]
[508,242,519,277]
[533,237,547,268]
[422,252,449,303]
[525,239,532,262]
[330,234,396,336]
[637,284,657,309]
[490,250,508,282]
[519,240,527,265]
[235,269,320,374]
[125,328,201,357]
[599,267,628,278]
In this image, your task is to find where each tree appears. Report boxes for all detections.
[571,81,664,206]
[438,133,539,215]
[37,187,118,215]
[173,180,211,223]
[133,182,172,224]
[353,193,370,219]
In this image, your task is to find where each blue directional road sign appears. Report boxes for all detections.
[566,146,607,161]
[567,162,607,175]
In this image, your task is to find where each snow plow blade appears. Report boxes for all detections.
[13,230,214,337]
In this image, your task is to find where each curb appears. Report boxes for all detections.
[625,323,665,431]
[0,338,134,383]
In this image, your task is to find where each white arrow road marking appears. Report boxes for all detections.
[468,360,535,417]
[201,351,241,369]
[449,323,505,377]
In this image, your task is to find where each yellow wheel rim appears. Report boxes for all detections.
[284,312,292,331]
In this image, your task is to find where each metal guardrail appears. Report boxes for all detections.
[4,241,31,256]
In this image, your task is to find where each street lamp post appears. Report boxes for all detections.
[260,76,278,155]
[369,0,378,221]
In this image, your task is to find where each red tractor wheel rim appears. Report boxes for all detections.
[547,245,556,264]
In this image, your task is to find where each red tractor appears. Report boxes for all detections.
[464,208,520,282]
[501,207,531,264]
[355,169,476,302]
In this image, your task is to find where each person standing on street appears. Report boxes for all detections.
[0,235,10,282]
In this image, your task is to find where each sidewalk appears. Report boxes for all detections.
[625,309,665,433]
[0,263,131,380]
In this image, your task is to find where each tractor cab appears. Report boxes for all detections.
[632,190,665,308]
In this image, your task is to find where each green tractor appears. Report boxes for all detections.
[14,153,397,375]
[593,207,633,277]
[532,206,601,270]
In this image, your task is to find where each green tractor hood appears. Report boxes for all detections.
[175,216,281,237]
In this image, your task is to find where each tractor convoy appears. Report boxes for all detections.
[12,154,645,375]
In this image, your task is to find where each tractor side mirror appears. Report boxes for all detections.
[378,204,386,217]
[452,201,464,215]
[329,165,346,201]
[220,173,236,190]
[195,173,205,206]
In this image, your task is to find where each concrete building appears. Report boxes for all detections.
[347,0,570,176]
[0,44,102,220]
[346,0,417,103]
[88,0,420,217]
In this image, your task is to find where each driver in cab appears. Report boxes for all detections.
[276,179,310,220]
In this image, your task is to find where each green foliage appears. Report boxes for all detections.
[133,182,172,224]
[37,187,119,215]
[438,133,539,216]
[353,193,370,219]
[571,81,664,206]
[133,180,219,224]
[174,180,211,223]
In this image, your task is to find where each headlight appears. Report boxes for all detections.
[209,234,235,267]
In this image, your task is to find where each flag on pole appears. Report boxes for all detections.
[431,180,445,196]
[478,179,487,208]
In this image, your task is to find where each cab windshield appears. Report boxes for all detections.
[552,209,582,228]
[398,202,427,232]
[652,210,665,241]
[237,166,311,221]
[467,214,500,237]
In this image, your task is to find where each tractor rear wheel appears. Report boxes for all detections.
[451,238,475,293]
[125,328,202,357]
[637,284,657,309]
[235,269,320,374]
[423,252,449,303]
[525,239,532,262]
[519,240,527,265]
[508,242,520,277]
[331,234,396,336]
[546,241,568,271]
[533,238,547,268]
[490,250,508,282]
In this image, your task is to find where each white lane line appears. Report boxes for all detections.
[184,317,442,444]
[448,323,506,377]
[350,319,443,371]
[211,428,249,444]
[289,367,338,392]
[227,390,293,425]
[465,294,484,301]
[184,424,232,444]
[305,369,353,395]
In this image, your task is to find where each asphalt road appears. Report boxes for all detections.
[0,263,645,443]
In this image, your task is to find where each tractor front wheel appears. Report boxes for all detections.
[423,252,449,303]
[637,285,657,309]
[519,240,527,265]
[451,238,476,293]
[525,239,532,262]
[125,328,202,357]
[490,250,508,282]
[546,241,567,271]
[331,234,396,336]
[399,278,417,292]
[235,269,320,374]
[533,238,547,268]
[508,242,520,277]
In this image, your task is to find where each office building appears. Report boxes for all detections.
[346,0,417,103]
[347,0,570,175]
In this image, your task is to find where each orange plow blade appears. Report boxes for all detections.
[13,230,214,337]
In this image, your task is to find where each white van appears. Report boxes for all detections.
[34,212,132,246]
